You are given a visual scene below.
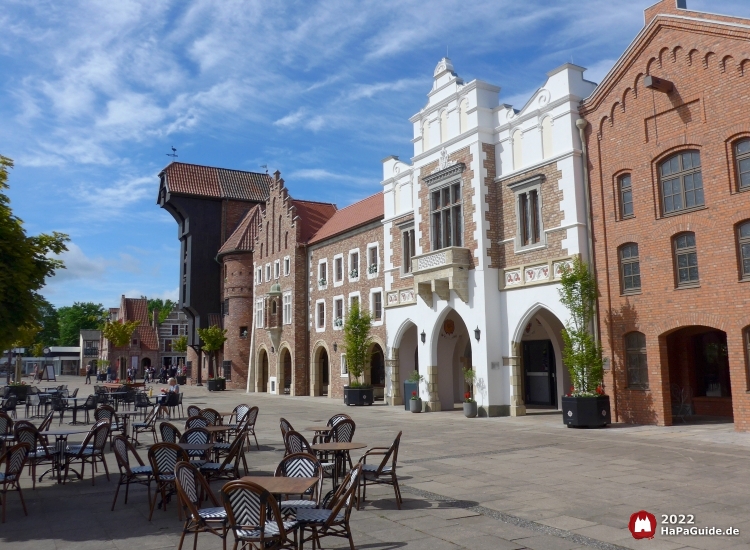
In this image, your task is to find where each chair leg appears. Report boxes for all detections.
[111,480,122,511]
[177,527,187,550]
[1,488,5,524]
[101,454,110,481]
[17,484,27,516]
[192,530,198,550]
[148,485,159,521]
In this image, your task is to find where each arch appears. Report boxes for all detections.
[671,45,683,63]
[310,340,330,397]
[741,59,750,76]
[512,128,523,169]
[597,115,609,140]
[609,102,621,126]
[428,307,473,411]
[440,109,448,143]
[632,72,644,98]
[541,116,553,159]
[703,51,715,70]
[621,88,632,111]
[688,48,700,66]
[645,56,658,75]
[368,342,385,389]
[721,55,735,74]
[658,47,670,68]
[141,358,151,375]
[257,345,269,392]
[277,343,293,395]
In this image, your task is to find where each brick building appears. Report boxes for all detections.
[101,296,160,379]
[252,173,336,396]
[307,193,386,400]
[157,308,189,370]
[580,0,750,430]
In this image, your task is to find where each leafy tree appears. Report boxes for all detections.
[33,297,59,349]
[0,155,69,352]
[197,325,226,379]
[173,335,187,366]
[343,302,372,387]
[57,302,106,346]
[558,256,604,396]
[144,297,176,325]
[102,319,140,378]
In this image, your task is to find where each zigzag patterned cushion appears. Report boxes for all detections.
[131,465,152,475]
[212,443,231,450]
[0,473,16,482]
[295,508,345,524]
[321,462,335,472]
[197,507,227,520]
[236,520,298,538]
[280,499,317,516]
[199,462,222,470]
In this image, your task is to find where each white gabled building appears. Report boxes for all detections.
[382,58,596,416]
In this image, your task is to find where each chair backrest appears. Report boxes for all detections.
[159,422,181,444]
[187,405,201,418]
[0,411,12,435]
[135,392,151,407]
[148,442,189,480]
[284,430,311,455]
[185,416,209,430]
[142,405,159,427]
[28,386,39,396]
[232,404,250,424]
[70,388,79,398]
[326,463,362,527]
[245,406,259,428]
[332,419,355,443]
[95,405,116,423]
[219,429,245,469]
[2,395,18,411]
[199,408,220,425]
[91,421,112,453]
[113,435,144,475]
[274,453,323,502]
[2,442,31,481]
[83,394,98,408]
[38,411,54,432]
[175,461,219,519]
[164,392,179,408]
[327,413,351,427]
[15,425,50,457]
[279,417,294,440]
[179,427,210,446]
[221,481,288,545]
[375,431,402,475]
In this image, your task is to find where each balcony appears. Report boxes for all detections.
[412,246,471,306]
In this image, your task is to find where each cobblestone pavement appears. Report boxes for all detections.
[2,376,750,549]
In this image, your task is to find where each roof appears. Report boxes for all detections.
[120,297,159,351]
[308,193,383,244]
[217,204,264,258]
[161,162,271,202]
[292,200,338,243]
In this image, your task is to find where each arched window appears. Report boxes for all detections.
[541,117,553,159]
[619,243,641,293]
[659,150,703,214]
[271,300,277,315]
[422,120,430,152]
[440,110,448,143]
[735,138,750,190]
[459,99,468,133]
[673,232,699,287]
[625,332,648,389]
[738,221,750,280]
[278,215,282,252]
[618,174,634,218]
[512,129,523,170]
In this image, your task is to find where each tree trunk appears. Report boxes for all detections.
[208,352,214,379]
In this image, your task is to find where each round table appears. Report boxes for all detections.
[41,427,91,484]
[311,442,367,487]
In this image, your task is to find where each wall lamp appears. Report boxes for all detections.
[420,330,426,344]
[333,342,337,352]
[474,326,481,341]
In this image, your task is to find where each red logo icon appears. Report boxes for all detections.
[628,510,657,539]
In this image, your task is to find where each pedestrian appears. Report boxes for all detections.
[106,365,113,382]
[85,363,94,384]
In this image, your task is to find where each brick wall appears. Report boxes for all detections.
[222,253,254,390]
[580,6,750,430]
[389,214,415,291]
[223,200,253,244]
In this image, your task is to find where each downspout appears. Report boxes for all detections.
[247,301,256,394]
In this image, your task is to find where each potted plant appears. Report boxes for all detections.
[409,390,422,413]
[558,257,611,428]
[404,370,424,411]
[342,302,374,406]
[197,325,227,389]
[462,367,478,418]
[207,376,226,391]
[7,381,28,403]
[173,335,188,384]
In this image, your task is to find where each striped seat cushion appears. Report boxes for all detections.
[212,443,231,451]
[361,464,392,478]
[132,423,150,428]
[295,508,345,524]
[197,506,227,520]
[199,462,223,471]
[321,462,335,472]
[0,473,16,482]
[280,499,318,516]
[236,520,298,538]
[131,465,152,475]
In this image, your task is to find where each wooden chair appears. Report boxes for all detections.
[284,430,335,483]
[244,406,259,450]
[0,412,13,453]
[180,427,211,462]
[1,395,18,420]
[64,420,111,485]
[174,461,227,550]
[357,431,403,510]
[14,424,53,490]
[331,418,356,470]
[186,405,201,418]
[159,422,182,444]
[147,442,189,521]
[111,435,152,511]
[0,442,31,523]
[199,408,221,426]
[185,416,209,430]
[200,429,246,483]
[279,417,294,446]
[274,453,323,519]
[132,405,159,445]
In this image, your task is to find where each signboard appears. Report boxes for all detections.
[41,364,56,381]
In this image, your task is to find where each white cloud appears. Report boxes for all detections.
[74,174,154,212]
[287,168,374,187]
[47,242,106,283]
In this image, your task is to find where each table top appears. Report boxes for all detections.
[306,425,332,432]
[205,425,231,433]
[43,428,90,437]
[240,476,318,495]
[311,442,367,452]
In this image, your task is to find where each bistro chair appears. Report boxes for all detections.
[0,442,31,523]
[147,442,189,521]
[75,394,98,424]
[244,406,259,450]
[331,418,356,470]
[284,431,335,483]
[200,430,246,483]
[179,427,211,462]
[95,404,124,448]
[227,404,249,430]
[111,435,152,511]
[279,417,294,445]
[133,405,159,445]
[274,452,324,518]
[357,431,403,510]
[37,411,54,437]
[312,413,350,445]
[134,392,152,420]
[221,480,298,550]
[64,420,111,486]
[186,405,201,418]
[175,392,185,418]
[174,461,227,550]
[159,422,182,444]
[14,424,53,490]
[185,416,209,430]
[0,412,13,453]
[1,395,18,420]
[199,408,221,426]
[24,387,42,418]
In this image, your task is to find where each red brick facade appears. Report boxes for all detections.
[581,0,750,430]
[221,253,253,390]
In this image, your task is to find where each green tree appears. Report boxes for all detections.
[0,155,69,352]
[144,297,176,325]
[343,302,372,387]
[173,335,187,366]
[102,319,140,379]
[32,297,59,350]
[57,302,106,346]
[197,325,226,379]
[558,256,604,396]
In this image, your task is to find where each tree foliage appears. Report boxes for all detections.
[197,325,226,379]
[144,297,176,325]
[0,155,69,351]
[33,297,59,349]
[343,302,372,387]
[57,302,106,346]
[558,256,603,396]
[173,335,188,353]
[102,319,140,377]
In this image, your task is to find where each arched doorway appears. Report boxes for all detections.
[311,345,330,397]
[393,321,418,406]
[369,344,385,400]
[280,348,292,395]
[433,308,471,411]
[258,349,269,393]
[141,357,151,378]
[665,326,732,419]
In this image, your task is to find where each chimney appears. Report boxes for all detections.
[152,309,159,327]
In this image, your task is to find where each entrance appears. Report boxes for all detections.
[281,348,292,395]
[258,349,268,392]
[523,340,556,406]
[321,348,329,396]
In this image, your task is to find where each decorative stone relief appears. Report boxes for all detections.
[416,251,447,271]
[399,289,415,303]
[525,264,549,282]
[537,89,551,107]
[553,260,573,278]
[438,147,455,171]
[505,270,522,286]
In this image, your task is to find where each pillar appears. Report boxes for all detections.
[426,364,441,412]
[387,349,402,406]
[508,346,526,416]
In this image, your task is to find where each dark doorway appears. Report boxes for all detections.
[523,340,556,406]
[370,345,385,387]
[259,350,268,392]
[282,349,292,395]
[321,349,329,396]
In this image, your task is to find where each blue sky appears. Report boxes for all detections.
[2,0,749,309]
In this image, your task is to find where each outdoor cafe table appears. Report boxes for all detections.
[307,425,332,444]
[64,396,86,425]
[41,427,90,484]
[204,425,231,442]
[311,442,367,487]
[178,442,214,461]
[240,476,318,496]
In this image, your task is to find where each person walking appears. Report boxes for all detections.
[85,363,94,384]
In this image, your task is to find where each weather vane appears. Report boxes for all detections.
[166,146,178,160]
[260,164,268,174]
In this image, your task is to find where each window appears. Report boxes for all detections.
[334,256,343,283]
[171,325,179,336]
[739,222,750,279]
[625,332,648,389]
[333,298,344,329]
[619,174,634,218]
[371,291,382,322]
[274,260,280,279]
[659,151,703,214]
[736,139,750,190]
[284,256,290,276]
[518,189,541,246]
[255,299,264,329]
[368,245,378,275]
[180,325,187,335]
[223,298,229,316]
[350,294,359,311]
[265,264,271,282]
[349,251,359,279]
[271,300,277,315]
[620,243,641,293]
[317,301,325,330]
[431,183,462,250]
[340,354,348,375]
[239,326,248,338]
[256,267,262,285]
[318,261,327,286]
[282,292,292,325]
[131,338,138,346]
[674,232,699,286]
[402,228,416,274]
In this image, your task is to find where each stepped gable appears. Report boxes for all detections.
[217,204,265,258]
[308,192,384,244]
[160,161,271,201]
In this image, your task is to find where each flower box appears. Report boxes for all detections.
[368,264,378,274]
[562,395,611,428]
[207,378,225,391]
[343,386,373,406]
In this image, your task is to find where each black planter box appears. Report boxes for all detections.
[7,385,28,403]
[176,376,187,386]
[403,382,418,411]
[562,395,611,428]
[207,379,225,392]
[344,386,373,406]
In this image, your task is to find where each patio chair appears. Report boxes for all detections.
[64,420,111,486]
[0,412,13,453]
[284,431,335,483]
[158,392,179,419]
[297,464,361,550]
[1,395,17,420]
[134,392,152,420]
[76,394,98,424]
[312,413,351,445]
[279,417,294,444]
[37,411,54,435]
[14,424,54,490]
[174,461,227,550]
[159,422,182,444]
[200,430,246,483]
[122,389,136,411]
[199,408,221,426]
[357,431,403,510]
[274,452,324,518]
[111,435,152,511]
[147,442,189,521]
[221,480,298,550]
[185,416,209,430]
[244,406,259,450]
[0,442,31,523]
[186,405,201,418]
[331,418,356,470]
[49,395,66,425]
[69,388,79,398]
[175,392,185,418]
[132,405,159,445]
[179,427,211,462]
[95,404,124,448]
[24,387,42,418]
[228,404,250,430]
